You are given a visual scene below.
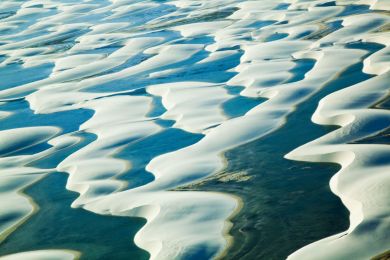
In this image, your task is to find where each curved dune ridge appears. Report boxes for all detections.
[0,0,389,259]
[0,250,79,260]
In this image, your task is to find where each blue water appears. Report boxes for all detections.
[191,43,382,260]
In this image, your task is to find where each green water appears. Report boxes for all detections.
[0,101,149,259]
[0,172,149,260]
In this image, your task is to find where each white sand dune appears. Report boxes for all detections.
[286,72,390,260]
[0,0,389,259]
[0,250,78,260]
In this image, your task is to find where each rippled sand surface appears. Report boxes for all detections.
[0,0,389,259]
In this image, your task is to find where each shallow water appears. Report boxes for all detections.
[0,172,149,260]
